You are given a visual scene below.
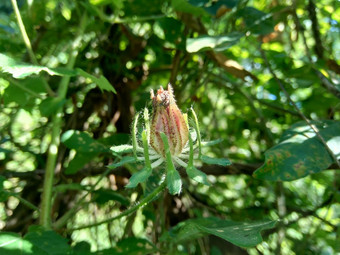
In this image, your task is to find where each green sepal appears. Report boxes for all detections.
[167,168,182,195]
[125,167,152,188]
[160,132,182,195]
[201,155,231,166]
[186,129,210,185]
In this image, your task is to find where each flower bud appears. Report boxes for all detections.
[150,84,189,157]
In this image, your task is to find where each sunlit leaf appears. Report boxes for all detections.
[186,32,243,52]
[254,121,340,181]
[164,217,276,247]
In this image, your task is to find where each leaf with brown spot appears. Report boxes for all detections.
[254,121,340,181]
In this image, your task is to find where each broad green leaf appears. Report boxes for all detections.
[201,155,231,166]
[171,0,207,16]
[39,97,66,117]
[0,232,35,255]
[107,156,136,168]
[76,68,116,93]
[61,130,109,153]
[239,7,274,35]
[92,188,130,206]
[254,121,340,181]
[3,81,30,106]
[24,226,72,255]
[64,152,97,175]
[97,237,157,254]
[167,169,182,195]
[186,32,243,53]
[0,53,77,79]
[165,217,276,248]
[186,166,210,185]
[125,167,152,188]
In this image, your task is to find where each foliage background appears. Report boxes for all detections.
[0,0,339,254]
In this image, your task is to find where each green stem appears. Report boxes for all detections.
[11,0,37,65]
[39,14,88,229]
[10,0,55,96]
[67,181,166,232]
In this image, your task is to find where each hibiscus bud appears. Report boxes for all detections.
[150,84,189,157]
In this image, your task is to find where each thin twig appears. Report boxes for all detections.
[66,181,167,232]
[260,46,340,168]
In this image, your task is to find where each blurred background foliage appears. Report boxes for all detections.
[0,0,339,254]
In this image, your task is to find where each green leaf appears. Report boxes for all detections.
[24,226,72,255]
[165,217,276,248]
[76,68,116,94]
[239,7,274,35]
[0,228,72,255]
[171,0,207,16]
[64,152,97,175]
[97,237,157,254]
[254,121,340,181]
[61,130,109,153]
[0,232,34,255]
[125,167,152,188]
[0,53,77,79]
[92,188,130,206]
[201,155,231,166]
[167,168,182,195]
[186,166,210,185]
[107,156,136,168]
[39,97,66,117]
[186,32,243,53]
[0,176,9,203]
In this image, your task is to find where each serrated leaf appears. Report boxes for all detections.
[201,155,231,166]
[165,217,276,248]
[254,121,340,181]
[76,68,116,94]
[125,167,152,188]
[167,169,182,195]
[108,156,136,169]
[0,53,77,79]
[186,166,210,185]
[186,32,243,53]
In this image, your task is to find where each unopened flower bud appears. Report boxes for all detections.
[150,84,189,157]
